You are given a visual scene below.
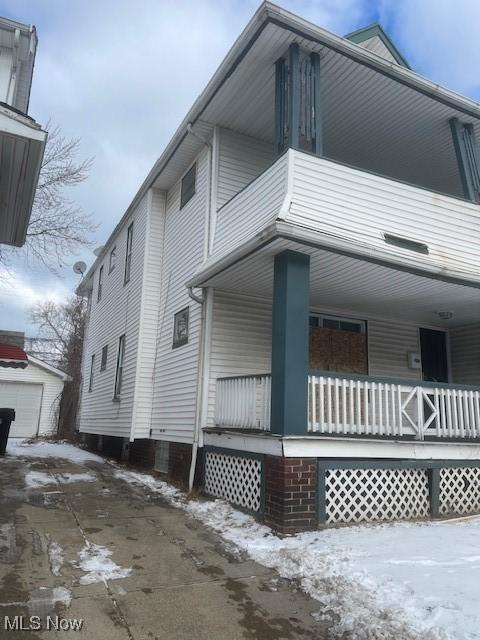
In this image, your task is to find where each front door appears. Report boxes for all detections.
[419,328,448,383]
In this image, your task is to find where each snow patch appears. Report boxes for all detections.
[57,472,97,484]
[25,471,55,488]
[7,440,103,463]
[76,544,131,585]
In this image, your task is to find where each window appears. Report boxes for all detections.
[97,265,104,302]
[172,307,189,348]
[88,354,95,391]
[114,335,126,399]
[309,314,366,334]
[109,246,116,273]
[124,223,133,284]
[180,163,196,208]
[100,345,108,371]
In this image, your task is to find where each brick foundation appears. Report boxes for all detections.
[264,455,317,534]
[168,442,192,487]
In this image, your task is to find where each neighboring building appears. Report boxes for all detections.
[0,333,69,438]
[78,3,480,532]
[0,16,46,247]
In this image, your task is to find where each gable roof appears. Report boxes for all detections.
[28,355,70,381]
[345,23,410,69]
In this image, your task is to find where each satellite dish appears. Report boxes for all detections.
[73,261,87,275]
[93,246,104,257]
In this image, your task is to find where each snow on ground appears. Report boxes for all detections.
[57,472,97,483]
[8,441,480,639]
[25,470,55,488]
[7,439,104,463]
[76,543,131,585]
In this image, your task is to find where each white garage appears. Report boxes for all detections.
[0,356,69,438]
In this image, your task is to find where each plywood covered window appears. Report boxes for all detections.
[309,314,367,374]
[180,163,196,208]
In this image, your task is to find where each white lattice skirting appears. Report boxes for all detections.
[204,451,262,513]
[440,467,480,515]
[325,467,430,524]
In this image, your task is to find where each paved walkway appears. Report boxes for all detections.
[0,449,330,639]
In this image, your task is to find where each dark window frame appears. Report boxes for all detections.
[113,335,126,400]
[97,265,104,302]
[124,223,133,284]
[88,354,95,392]
[100,344,108,371]
[109,246,117,273]
[172,307,189,349]
[180,163,196,209]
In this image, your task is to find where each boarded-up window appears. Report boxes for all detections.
[309,315,367,374]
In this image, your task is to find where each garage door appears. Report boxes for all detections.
[0,382,43,438]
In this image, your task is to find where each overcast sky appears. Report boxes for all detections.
[0,0,479,335]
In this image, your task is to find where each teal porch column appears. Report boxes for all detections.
[270,250,310,436]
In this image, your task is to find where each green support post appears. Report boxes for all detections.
[270,250,310,436]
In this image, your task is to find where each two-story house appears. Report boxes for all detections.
[0,16,46,247]
[78,3,480,533]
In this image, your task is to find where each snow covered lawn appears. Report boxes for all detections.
[7,441,480,639]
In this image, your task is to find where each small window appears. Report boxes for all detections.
[109,246,116,273]
[124,223,133,284]
[88,354,95,391]
[97,265,104,302]
[180,163,196,208]
[173,307,189,348]
[114,335,126,399]
[310,314,366,334]
[100,345,108,371]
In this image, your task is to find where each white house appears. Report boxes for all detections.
[0,16,46,247]
[78,3,480,533]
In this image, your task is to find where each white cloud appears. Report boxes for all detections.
[0,268,69,311]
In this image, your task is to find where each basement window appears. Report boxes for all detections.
[173,307,189,348]
[154,441,169,474]
[180,163,196,208]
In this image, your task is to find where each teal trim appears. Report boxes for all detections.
[288,43,300,149]
[274,57,287,156]
[345,23,411,69]
[310,52,322,155]
[449,117,479,202]
[317,459,480,470]
[317,466,327,524]
[308,369,480,392]
[271,250,310,436]
[204,446,266,516]
[429,468,440,517]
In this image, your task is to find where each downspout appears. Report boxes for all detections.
[186,122,215,492]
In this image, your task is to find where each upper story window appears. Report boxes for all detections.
[109,246,116,273]
[97,265,104,302]
[88,354,95,391]
[124,223,133,284]
[172,307,189,348]
[114,334,126,399]
[180,163,196,208]
[100,344,108,371]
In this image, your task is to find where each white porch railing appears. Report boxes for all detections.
[215,375,271,431]
[308,372,480,440]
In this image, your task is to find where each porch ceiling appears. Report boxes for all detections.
[201,21,476,199]
[204,238,480,328]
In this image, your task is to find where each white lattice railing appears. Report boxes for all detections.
[309,372,480,440]
[215,375,271,430]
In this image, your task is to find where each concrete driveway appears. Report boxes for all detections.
[0,444,330,639]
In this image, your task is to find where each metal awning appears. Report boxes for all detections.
[0,342,28,368]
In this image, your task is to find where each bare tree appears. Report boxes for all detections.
[0,122,96,270]
[30,295,87,439]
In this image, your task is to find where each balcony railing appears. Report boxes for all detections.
[215,375,271,431]
[215,372,480,440]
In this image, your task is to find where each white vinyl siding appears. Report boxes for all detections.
[207,292,434,426]
[216,128,272,209]
[150,148,209,443]
[450,324,480,385]
[0,360,65,437]
[78,193,149,438]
